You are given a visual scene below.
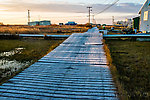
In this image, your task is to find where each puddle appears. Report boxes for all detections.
[0,48,25,57]
[0,59,30,78]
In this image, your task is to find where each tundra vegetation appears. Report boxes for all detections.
[0,39,65,84]
[105,40,150,100]
[0,25,88,35]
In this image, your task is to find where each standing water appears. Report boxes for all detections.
[0,48,30,79]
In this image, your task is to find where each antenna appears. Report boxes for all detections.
[38,15,41,21]
[112,16,115,25]
[28,10,30,25]
[92,15,96,24]
[87,7,92,24]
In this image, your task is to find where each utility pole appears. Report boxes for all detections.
[87,7,92,24]
[112,16,115,25]
[28,10,30,25]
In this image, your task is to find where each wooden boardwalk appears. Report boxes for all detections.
[0,27,118,99]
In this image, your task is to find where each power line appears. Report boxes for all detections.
[95,0,119,16]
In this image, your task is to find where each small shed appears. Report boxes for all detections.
[133,16,140,30]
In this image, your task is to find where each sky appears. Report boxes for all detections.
[0,0,146,25]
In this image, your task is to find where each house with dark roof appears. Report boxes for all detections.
[139,0,150,33]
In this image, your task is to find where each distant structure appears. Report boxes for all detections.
[28,10,31,25]
[139,0,150,33]
[87,7,92,24]
[0,22,3,25]
[59,23,64,25]
[28,20,51,26]
[116,18,132,28]
[133,16,140,30]
[125,18,133,28]
[116,21,127,26]
[65,21,77,25]
[92,15,96,25]
[112,16,115,25]
[39,20,51,26]
[29,21,39,26]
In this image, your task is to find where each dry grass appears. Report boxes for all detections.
[103,39,128,100]
[0,25,88,35]
[0,39,65,84]
[106,40,150,100]
[0,26,40,34]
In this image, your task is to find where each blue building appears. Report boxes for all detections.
[65,21,77,25]
[28,21,39,26]
[39,20,51,26]
[28,20,51,26]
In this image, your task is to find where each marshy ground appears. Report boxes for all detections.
[106,40,150,100]
[0,39,65,84]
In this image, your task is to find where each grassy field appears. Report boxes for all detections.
[0,25,88,34]
[0,39,64,62]
[0,39,65,84]
[105,40,150,99]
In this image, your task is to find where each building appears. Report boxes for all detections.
[125,18,133,28]
[65,21,77,25]
[28,21,39,26]
[139,0,150,33]
[116,19,133,28]
[28,20,51,26]
[133,16,140,30]
[39,20,51,26]
[59,23,64,25]
[116,21,127,26]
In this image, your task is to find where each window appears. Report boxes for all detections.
[144,11,148,21]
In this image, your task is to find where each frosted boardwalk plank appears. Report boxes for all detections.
[0,27,118,100]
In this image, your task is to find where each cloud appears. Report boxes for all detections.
[92,3,142,14]
[0,1,87,12]
[0,0,143,14]
[109,3,142,13]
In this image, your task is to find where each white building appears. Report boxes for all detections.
[139,0,150,33]
[116,19,132,28]
[125,18,133,28]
